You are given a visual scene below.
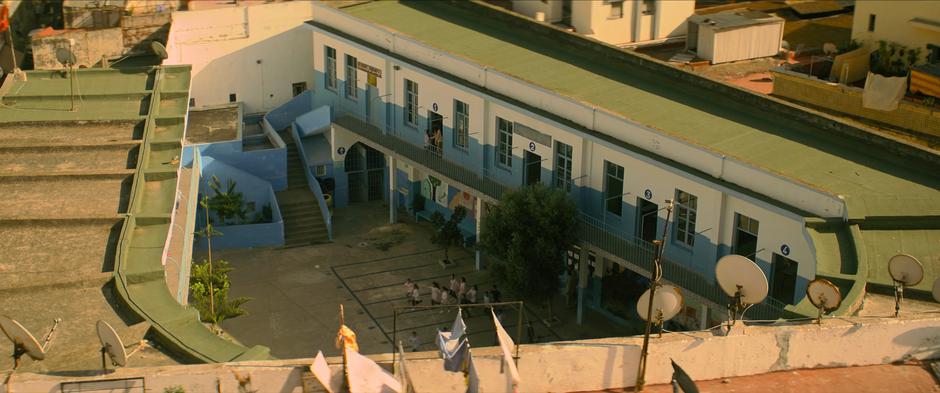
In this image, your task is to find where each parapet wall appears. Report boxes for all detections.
[7,315,939,392]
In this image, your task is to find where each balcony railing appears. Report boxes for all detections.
[334,115,788,320]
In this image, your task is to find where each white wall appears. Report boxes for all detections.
[165,1,316,113]
[852,1,940,64]
[571,0,694,46]
[710,22,784,64]
[512,0,562,23]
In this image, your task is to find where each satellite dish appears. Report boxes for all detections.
[637,285,684,323]
[932,278,940,303]
[670,359,700,393]
[889,254,924,317]
[888,254,924,286]
[151,41,168,60]
[716,255,769,305]
[96,320,127,370]
[55,47,77,66]
[823,43,838,56]
[0,316,46,372]
[806,278,842,324]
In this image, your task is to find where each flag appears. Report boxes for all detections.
[465,350,480,393]
[492,310,520,393]
[0,5,9,34]
[336,324,359,353]
[311,350,343,393]
[396,342,416,393]
[346,347,402,393]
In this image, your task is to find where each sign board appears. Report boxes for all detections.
[357,62,382,78]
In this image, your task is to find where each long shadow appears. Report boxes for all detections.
[396,1,940,189]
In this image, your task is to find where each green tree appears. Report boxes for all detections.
[207,175,247,225]
[480,184,578,314]
[430,206,468,263]
[190,258,251,325]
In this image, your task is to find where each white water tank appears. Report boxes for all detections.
[535,11,545,22]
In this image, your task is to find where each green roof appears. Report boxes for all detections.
[342,1,940,219]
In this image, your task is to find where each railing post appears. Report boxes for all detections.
[388,155,397,224]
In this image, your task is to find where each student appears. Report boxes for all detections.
[457,277,467,301]
[465,285,478,304]
[491,285,502,303]
[431,282,442,306]
[483,290,492,305]
[404,278,415,299]
[449,274,458,294]
[409,331,420,352]
[410,284,422,307]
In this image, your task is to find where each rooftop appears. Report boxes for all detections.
[688,10,785,30]
[341,1,940,220]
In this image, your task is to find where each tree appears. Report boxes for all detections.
[207,175,247,225]
[190,258,251,325]
[480,184,578,317]
[430,206,468,263]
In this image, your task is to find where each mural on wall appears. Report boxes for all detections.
[448,189,477,218]
[421,175,448,206]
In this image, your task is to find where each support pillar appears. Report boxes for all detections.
[576,245,590,325]
[388,155,397,224]
[474,197,483,270]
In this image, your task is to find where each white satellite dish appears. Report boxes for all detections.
[823,42,838,56]
[55,47,76,66]
[96,320,127,370]
[932,278,940,303]
[716,255,769,328]
[151,41,168,60]
[637,285,684,323]
[0,316,45,367]
[889,254,924,317]
[806,278,842,324]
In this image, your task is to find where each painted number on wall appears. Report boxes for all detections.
[528,142,536,152]
[432,103,438,112]
[780,244,790,256]
[337,147,346,155]
[644,189,653,200]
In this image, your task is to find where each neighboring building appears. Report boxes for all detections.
[511,0,694,46]
[851,0,940,64]
[687,10,784,64]
[164,1,316,113]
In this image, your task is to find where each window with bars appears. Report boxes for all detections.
[604,161,624,216]
[345,54,358,100]
[404,79,418,128]
[554,141,573,192]
[496,117,513,168]
[454,99,469,150]
[674,189,698,247]
[325,46,337,91]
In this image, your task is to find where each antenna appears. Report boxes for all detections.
[806,278,842,324]
[150,41,168,61]
[637,284,683,338]
[715,255,768,330]
[96,320,127,372]
[55,44,78,111]
[888,254,924,317]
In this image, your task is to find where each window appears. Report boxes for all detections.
[928,44,940,64]
[454,99,469,150]
[554,141,573,192]
[868,14,876,32]
[315,165,327,177]
[404,79,419,128]
[189,98,195,107]
[604,161,624,216]
[609,0,623,19]
[292,82,307,97]
[229,93,237,103]
[733,213,760,258]
[641,0,656,15]
[496,117,513,168]
[674,189,697,247]
[325,46,337,91]
[345,54,358,100]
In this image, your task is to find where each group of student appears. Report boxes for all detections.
[404,274,502,309]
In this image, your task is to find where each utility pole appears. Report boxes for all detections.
[634,199,674,392]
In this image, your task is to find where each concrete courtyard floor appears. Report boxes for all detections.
[201,201,637,360]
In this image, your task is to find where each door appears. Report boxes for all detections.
[561,0,572,26]
[523,150,541,186]
[770,253,798,304]
[426,111,444,155]
[636,198,658,243]
[732,213,759,259]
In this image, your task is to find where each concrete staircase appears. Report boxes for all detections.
[276,129,330,247]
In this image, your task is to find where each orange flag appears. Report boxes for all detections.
[0,5,9,33]
[336,324,359,353]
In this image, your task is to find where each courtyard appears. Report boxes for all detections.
[202,201,638,359]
